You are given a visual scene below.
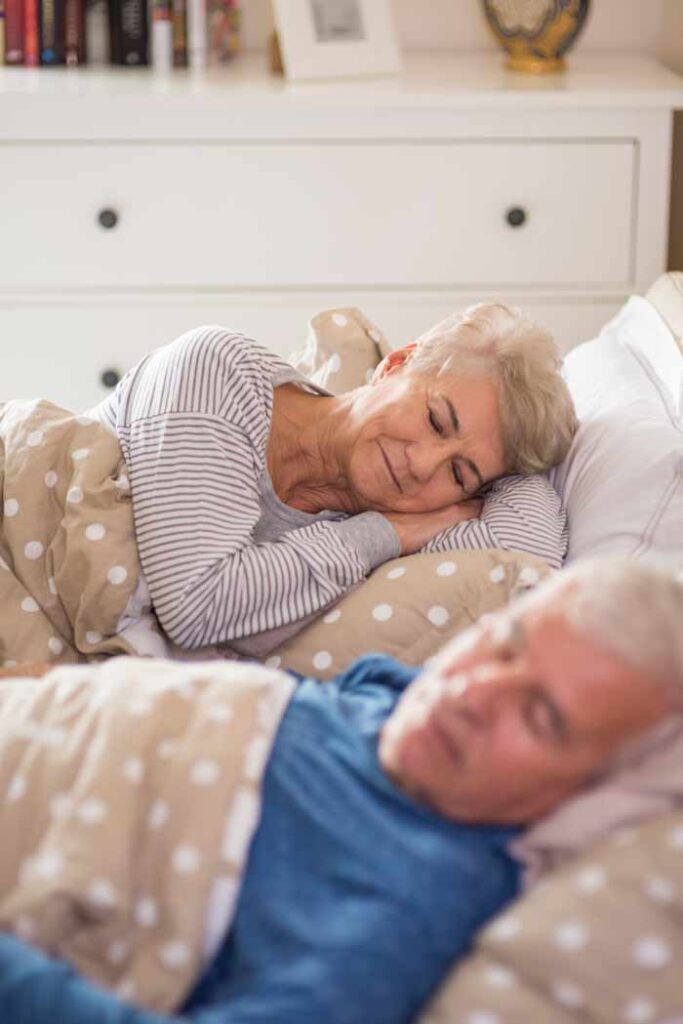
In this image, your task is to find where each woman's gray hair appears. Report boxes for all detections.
[409,302,578,475]
[543,559,683,699]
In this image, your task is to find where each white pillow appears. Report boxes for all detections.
[550,297,683,568]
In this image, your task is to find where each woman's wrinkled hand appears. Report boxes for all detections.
[383,499,483,555]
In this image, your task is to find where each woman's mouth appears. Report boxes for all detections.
[378,441,402,492]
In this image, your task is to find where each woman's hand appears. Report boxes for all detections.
[383,499,483,556]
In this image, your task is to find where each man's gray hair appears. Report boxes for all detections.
[539,559,683,698]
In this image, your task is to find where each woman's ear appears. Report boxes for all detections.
[370,342,418,385]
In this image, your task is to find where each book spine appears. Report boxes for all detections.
[23,0,39,64]
[208,0,238,63]
[0,0,5,65]
[151,0,171,70]
[41,0,66,63]
[4,0,23,62]
[64,0,85,64]
[110,0,148,66]
[186,0,205,69]
[171,0,186,66]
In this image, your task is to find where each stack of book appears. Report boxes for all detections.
[0,0,240,69]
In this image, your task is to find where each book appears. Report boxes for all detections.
[208,0,238,63]
[23,0,39,64]
[41,0,66,63]
[64,0,85,64]
[172,0,187,67]
[108,0,148,66]
[5,0,23,62]
[0,0,5,65]
[186,0,205,70]
[151,0,172,71]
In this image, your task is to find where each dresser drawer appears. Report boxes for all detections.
[0,140,634,289]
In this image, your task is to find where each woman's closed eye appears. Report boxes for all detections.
[428,408,466,490]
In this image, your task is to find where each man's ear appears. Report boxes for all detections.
[370,342,418,385]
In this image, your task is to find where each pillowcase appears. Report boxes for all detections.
[420,808,683,1024]
[287,306,390,394]
[267,550,551,679]
[550,296,683,568]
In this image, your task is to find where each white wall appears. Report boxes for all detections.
[241,0,665,54]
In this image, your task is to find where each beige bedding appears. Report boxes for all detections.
[0,656,293,1011]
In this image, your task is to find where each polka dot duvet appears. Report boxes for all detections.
[0,399,162,664]
[0,656,293,1011]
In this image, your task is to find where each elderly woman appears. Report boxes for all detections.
[88,303,577,652]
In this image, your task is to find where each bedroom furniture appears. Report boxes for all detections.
[1,54,682,410]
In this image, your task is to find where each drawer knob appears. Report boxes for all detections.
[97,208,119,230]
[100,368,121,389]
[506,206,527,228]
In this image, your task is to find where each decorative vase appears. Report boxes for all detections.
[482,0,591,74]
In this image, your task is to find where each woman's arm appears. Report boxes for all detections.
[0,935,179,1024]
[418,474,568,569]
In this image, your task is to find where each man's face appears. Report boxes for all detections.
[340,351,505,514]
[379,592,673,824]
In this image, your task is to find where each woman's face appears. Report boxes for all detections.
[341,349,505,513]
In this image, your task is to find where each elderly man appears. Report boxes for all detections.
[0,560,681,1024]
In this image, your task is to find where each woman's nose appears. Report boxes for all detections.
[407,440,451,483]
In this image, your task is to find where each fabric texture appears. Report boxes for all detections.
[550,297,683,568]
[0,399,162,665]
[422,809,683,1024]
[0,657,293,1012]
[268,548,551,679]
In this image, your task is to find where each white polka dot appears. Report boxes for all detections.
[122,757,144,785]
[312,650,332,671]
[633,936,671,970]
[77,797,107,826]
[332,313,348,327]
[7,776,27,802]
[48,636,63,655]
[115,978,136,1003]
[386,565,406,580]
[427,605,449,627]
[85,523,106,541]
[85,630,102,645]
[159,940,191,970]
[114,473,129,491]
[327,352,341,374]
[107,940,128,965]
[489,565,505,583]
[24,540,44,560]
[27,430,43,447]
[72,448,90,461]
[172,844,200,874]
[208,703,233,723]
[552,980,584,1008]
[518,566,540,585]
[107,565,127,585]
[148,799,170,828]
[50,794,72,820]
[322,608,342,624]
[32,851,64,880]
[4,499,19,517]
[553,920,589,951]
[484,965,516,989]
[44,470,58,488]
[156,740,177,760]
[15,915,36,941]
[623,997,656,1023]
[264,655,281,669]
[667,824,683,850]
[644,876,675,904]
[135,896,158,928]
[48,576,57,595]
[368,328,381,343]
[464,1012,502,1024]
[66,486,83,503]
[488,915,521,941]
[190,758,221,786]
[372,603,393,622]
[21,597,39,614]
[575,865,607,893]
[436,560,457,577]
[87,878,117,907]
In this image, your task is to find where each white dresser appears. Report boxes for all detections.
[1,53,682,410]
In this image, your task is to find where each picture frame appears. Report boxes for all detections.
[271,0,401,82]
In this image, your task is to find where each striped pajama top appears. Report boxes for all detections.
[89,326,568,654]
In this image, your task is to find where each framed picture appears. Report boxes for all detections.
[272,0,401,82]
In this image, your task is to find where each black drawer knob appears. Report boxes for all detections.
[97,208,119,230]
[100,368,121,389]
[506,206,527,228]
